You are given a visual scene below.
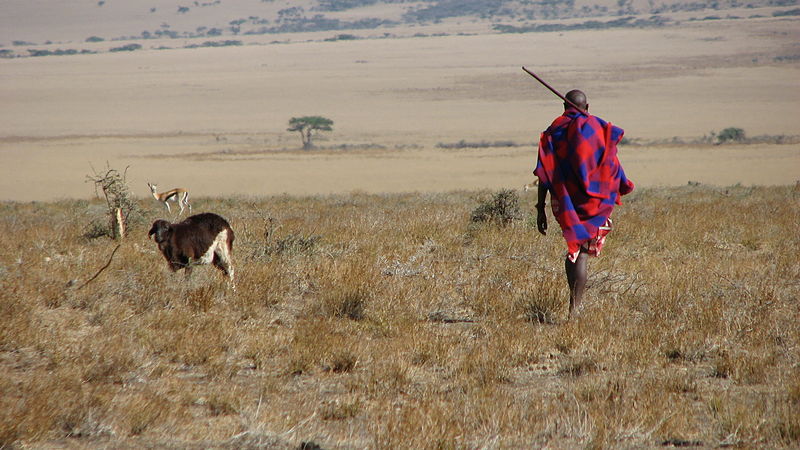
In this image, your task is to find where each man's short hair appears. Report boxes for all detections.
[565,89,587,110]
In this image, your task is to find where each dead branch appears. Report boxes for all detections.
[75,244,121,290]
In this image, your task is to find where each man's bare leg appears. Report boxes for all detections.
[565,250,588,317]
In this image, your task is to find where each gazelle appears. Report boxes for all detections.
[148,182,191,216]
[523,179,539,192]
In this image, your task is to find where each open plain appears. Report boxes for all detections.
[1,8,799,201]
[1,0,799,448]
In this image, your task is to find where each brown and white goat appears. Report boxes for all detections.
[148,213,235,289]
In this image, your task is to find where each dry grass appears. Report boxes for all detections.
[0,184,798,448]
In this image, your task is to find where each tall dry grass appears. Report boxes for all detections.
[0,185,798,448]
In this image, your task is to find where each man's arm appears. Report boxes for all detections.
[536,183,548,235]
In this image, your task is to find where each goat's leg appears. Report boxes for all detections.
[213,253,236,291]
[212,255,228,276]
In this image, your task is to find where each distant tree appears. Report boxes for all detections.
[717,127,745,143]
[287,116,333,150]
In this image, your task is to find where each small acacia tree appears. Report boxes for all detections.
[717,127,746,144]
[287,116,333,150]
[86,164,141,239]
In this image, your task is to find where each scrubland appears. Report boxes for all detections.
[1,184,798,448]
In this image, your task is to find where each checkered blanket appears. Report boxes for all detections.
[534,108,634,255]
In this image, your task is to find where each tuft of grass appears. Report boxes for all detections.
[557,355,598,377]
[125,391,168,436]
[515,284,562,324]
[323,350,358,373]
[314,261,375,321]
[185,284,216,312]
[319,397,362,420]
[322,287,368,320]
[206,392,241,416]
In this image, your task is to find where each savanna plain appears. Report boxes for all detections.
[2,186,799,448]
[1,0,799,448]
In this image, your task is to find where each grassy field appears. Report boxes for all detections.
[1,184,798,448]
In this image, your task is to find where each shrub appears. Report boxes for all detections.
[85,36,104,43]
[436,140,519,149]
[109,43,142,52]
[773,8,800,17]
[184,40,243,49]
[28,49,88,57]
[317,0,379,11]
[83,219,112,240]
[324,33,359,41]
[717,127,745,143]
[470,189,520,226]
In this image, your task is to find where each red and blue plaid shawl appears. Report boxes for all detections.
[534,108,634,255]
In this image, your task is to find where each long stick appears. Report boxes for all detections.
[75,244,121,290]
[521,66,588,116]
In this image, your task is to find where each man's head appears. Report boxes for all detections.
[564,89,588,112]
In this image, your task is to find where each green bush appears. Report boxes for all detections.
[773,8,800,17]
[27,48,94,57]
[109,43,142,52]
[185,40,243,49]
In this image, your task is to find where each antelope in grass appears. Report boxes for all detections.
[148,182,191,216]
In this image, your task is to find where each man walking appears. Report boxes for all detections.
[534,89,634,318]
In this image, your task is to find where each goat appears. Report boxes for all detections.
[148,213,235,289]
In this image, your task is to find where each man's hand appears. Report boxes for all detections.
[535,183,548,235]
[536,208,547,235]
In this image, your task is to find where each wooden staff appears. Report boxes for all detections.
[522,66,588,116]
